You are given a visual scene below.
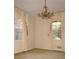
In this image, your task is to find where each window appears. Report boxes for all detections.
[14,17,23,40]
[52,21,61,40]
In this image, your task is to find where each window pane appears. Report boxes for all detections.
[14,18,23,29]
[15,29,22,40]
[14,17,23,40]
[52,22,61,40]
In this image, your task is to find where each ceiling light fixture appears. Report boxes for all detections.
[38,0,54,19]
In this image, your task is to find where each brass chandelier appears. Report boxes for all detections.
[38,0,54,19]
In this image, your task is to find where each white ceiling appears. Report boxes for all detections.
[14,0,65,15]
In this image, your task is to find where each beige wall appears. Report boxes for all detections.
[35,17,53,49]
[14,10,65,59]
[15,49,65,59]
[14,7,27,53]
[14,7,35,53]
[25,14,35,50]
[14,8,65,53]
[35,12,65,51]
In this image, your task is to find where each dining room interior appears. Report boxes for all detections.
[14,0,65,59]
